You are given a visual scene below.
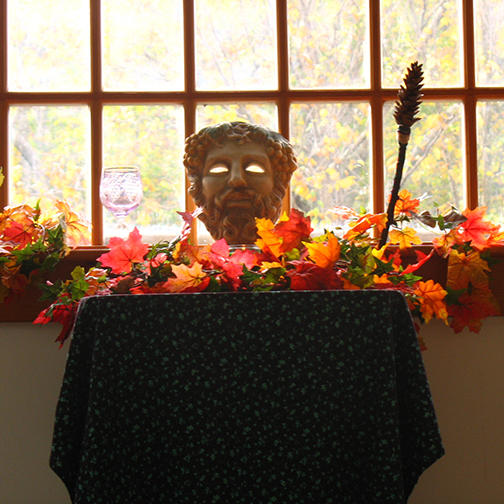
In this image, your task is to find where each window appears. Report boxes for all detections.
[1,0,504,245]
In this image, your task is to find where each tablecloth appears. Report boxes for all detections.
[50,290,444,503]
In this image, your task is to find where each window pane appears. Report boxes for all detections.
[195,0,277,90]
[102,0,184,91]
[196,103,278,130]
[384,101,464,217]
[9,106,91,221]
[290,103,371,233]
[477,101,504,223]
[288,0,369,89]
[474,0,504,86]
[103,105,185,243]
[195,103,278,243]
[7,0,90,91]
[381,0,462,88]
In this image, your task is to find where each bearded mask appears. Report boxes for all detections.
[183,122,298,244]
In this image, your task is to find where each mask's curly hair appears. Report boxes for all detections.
[183,121,298,218]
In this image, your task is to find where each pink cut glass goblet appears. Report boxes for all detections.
[100,166,143,234]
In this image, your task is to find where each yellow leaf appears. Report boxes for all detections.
[255,217,283,258]
[447,249,490,290]
[389,227,422,249]
[278,212,289,222]
[259,261,283,271]
[303,232,340,268]
[165,262,207,292]
[371,245,388,260]
[414,280,448,323]
[54,200,91,246]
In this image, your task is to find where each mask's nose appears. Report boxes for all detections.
[228,162,247,188]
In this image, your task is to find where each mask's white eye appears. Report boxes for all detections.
[245,163,265,173]
[208,164,229,174]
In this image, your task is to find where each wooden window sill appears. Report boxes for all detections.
[1,245,504,323]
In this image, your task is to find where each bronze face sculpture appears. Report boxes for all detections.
[183,122,298,244]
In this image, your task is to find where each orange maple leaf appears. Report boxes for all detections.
[303,232,341,268]
[344,213,387,240]
[394,189,420,217]
[173,239,212,267]
[414,279,448,323]
[432,230,461,256]
[488,230,504,246]
[164,262,210,293]
[255,217,283,258]
[0,205,40,247]
[82,267,110,296]
[1,220,38,247]
[97,227,149,274]
[342,277,361,290]
[389,226,422,249]
[447,249,490,290]
[458,207,499,250]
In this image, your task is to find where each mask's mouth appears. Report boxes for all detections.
[219,190,255,209]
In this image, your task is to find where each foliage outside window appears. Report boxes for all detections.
[1,0,504,243]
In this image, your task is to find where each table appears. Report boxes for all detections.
[50,290,444,503]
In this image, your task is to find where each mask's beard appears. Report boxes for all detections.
[200,190,281,244]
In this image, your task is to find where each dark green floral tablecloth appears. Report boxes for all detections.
[50,290,443,504]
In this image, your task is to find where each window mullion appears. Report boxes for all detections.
[90,0,103,244]
[183,0,197,243]
[276,0,290,212]
[1,0,8,208]
[370,0,384,213]
[462,0,478,209]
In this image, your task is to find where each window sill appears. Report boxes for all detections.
[1,245,503,323]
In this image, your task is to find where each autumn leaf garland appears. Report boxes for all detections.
[1,178,501,345]
[32,200,503,347]
[0,200,91,303]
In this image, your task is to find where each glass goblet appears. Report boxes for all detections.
[100,166,143,237]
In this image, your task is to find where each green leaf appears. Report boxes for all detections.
[71,266,86,281]
[445,286,467,305]
[205,276,225,292]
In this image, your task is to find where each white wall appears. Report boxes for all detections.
[1,323,70,504]
[1,318,503,504]
[410,317,504,504]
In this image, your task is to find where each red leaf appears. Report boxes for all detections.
[220,262,244,290]
[176,208,203,240]
[210,238,230,261]
[401,249,434,275]
[287,261,342,290]
[2,221,36,247]
[98,227,149,274]
[229,248,259,269]
[34,294,78,348]
[459,207,499,250]
[448,288,500,333]
[274,208,313,252]
[210,240,259,289]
